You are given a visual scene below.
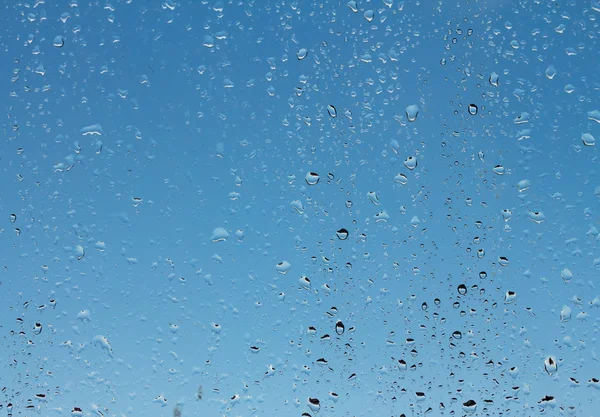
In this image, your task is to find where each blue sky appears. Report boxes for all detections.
[1,0,599,416]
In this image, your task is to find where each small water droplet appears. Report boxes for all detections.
[9,213,17,223]
[394,173,409,185]
[582,133,596,146]
[457,284,467,295]
[364,10,374,22]
[452,330,462,339]
[545,65,557,79]
[347,0,358,12]
[366,191,380,205]
[489,72,499,87]
[462,400,477,413]
[544,356,557,375]
[468,104,478,115]
[53,35,65,48]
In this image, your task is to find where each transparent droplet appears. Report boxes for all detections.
[297,48,308,60]
[528,211,546,224]
[516,179,530,192]
[582,133,596,146]
[347,0,358,12]
[403,156,418,170]
[588,110,600,123]
[462,400,477,413]
[493,165,505,175]
[457,284,467,295]
[9,213,16,223]
[560,268,573,282]
[327,104,337,118]
[561,306,572,323]
[364,10,374,22]
[545,65,557,79]
[53,35,65,48]
[394,173,408,185]
[452,330,462,339]
[276,261,291,274]
[405,104,419,122]
[305,172,320,185]
[489,72,499,87]
[366,191,380,205]
[210,227,229,242]
[544,356,557,375]
[74,245,85,260]
[468,104,478,115]
[336,228,349,240]
[299,275,311,288]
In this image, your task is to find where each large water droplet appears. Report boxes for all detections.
[588,110,600,123]
[364,10,374,22]
[210,227,229,242]
[560,305,572,322]
[462,400,477,413]
[336,228,349,240]
[276,261,291,274]
[582,133,596,146]
[405,104,419,122]
[327,104,337,118]
[305,172,320,185]
[366,191,380,205]
[457,284,467,295]
[468,104,478,115]
[561,268,573,282]
[489,72,499,87]
[545,65,557,79]
[403,156,418,170]
[53,35,65,48]
[394,173,408,185]
[544,356,557,375]
[335,320,345,335]
[347,0,358,12]
[297,48,308,60]
[504,290,517,304]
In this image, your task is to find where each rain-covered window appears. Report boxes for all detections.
[2,1,600,416]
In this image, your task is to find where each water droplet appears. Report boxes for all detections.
[297,48,308,60]
[345,200,353,208]
[452,330,462,339]
[517,179,531,192]
[588,110,600,123]
[299,275,311,288]
[327,104,337,117]
[560,305,572,322]
[498,256,509,267]
[74,245,85,260]
[462,400,477,413]
[544,356,557,375]
[336,228,349,240]
[53,35,65,48]
[493,165,505,175]
[405,104,419,122]
[476,249,485,259]
[305,172,320,185]
[528,211,546,224]
[366,191,380,205]
[457,284,467,295]
[364,10,374,22]
[434,298,441,305]
[403,156,418,170]
[335,320,345,335]
[468,104,478,115]
[210,227,229,242]
[489,72,499,87]
[394,173,409,185]
[275,261,291,274]
[347,0,358,12]
[545,65,557,79]
[9,213,16,223]
[421,302,428,310]
[582,133,596,146]
[504,290,517,304]
[307,398,320,413]
[561,268,573,282]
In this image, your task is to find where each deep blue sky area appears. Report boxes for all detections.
[1,1,600,416]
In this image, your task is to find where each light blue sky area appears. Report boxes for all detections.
[1,1,599,416]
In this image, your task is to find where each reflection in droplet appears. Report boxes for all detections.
[498,256,509,267]
[297,48,308,61]
[347,0,358,12]
[307,398,320,413]
[9,213,16,223]
[336,228,349,240]
[468,104,478,115]
[364,10,374,22]
[457,284,467,295]
[405,104,419,122]
[452,330,462,339]
[305,172,320,185]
